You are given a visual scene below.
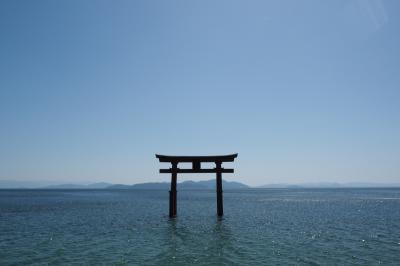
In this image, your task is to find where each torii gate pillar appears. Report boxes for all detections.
[169,162,178,217]
[215,161,223,216]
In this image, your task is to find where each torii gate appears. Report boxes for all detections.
[156,153,238,217]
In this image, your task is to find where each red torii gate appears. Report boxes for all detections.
[156,153,238,217]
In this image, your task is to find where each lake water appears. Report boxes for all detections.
[1,188,400,265]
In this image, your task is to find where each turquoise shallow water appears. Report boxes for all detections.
[1,188,400,265]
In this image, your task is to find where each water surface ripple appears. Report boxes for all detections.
[1,188,400,265]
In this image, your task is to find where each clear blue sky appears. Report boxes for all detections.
[1,0,399,186]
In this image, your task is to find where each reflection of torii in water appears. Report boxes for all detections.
[156,154,238,217]
[153,218,235,264]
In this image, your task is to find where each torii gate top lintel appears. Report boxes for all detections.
[155,153,238,163]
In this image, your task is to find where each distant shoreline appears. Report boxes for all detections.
[2,179,400,190]
[1,187,400,191]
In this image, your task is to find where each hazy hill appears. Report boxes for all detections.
[42,182,113,189]
[0,179,248,189]
[108,179,249,190]
[0,180,41,189]
[258,182,400,188]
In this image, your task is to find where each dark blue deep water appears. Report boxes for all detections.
[1,188,400,265]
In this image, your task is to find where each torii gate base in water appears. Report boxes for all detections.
[156,154,238,217]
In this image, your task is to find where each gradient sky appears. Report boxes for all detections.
[1,0,399,186]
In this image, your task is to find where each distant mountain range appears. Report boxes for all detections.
[43,182,113,189]
[108,179,248,190]
[0,179,249,190]
[1,179,400,189]
[257,182,400,188]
